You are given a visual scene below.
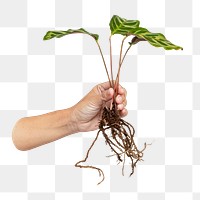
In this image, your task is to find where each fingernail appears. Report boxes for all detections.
[117,104,124,110]
[117,95,122,102]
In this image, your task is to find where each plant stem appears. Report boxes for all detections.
[115,36,145,89]
[120,44,132,67]
[109,36,114,88]
[115,44,132,85]
[115,36,130,92]
[96,41,112,87]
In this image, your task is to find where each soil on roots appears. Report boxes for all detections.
[75,103,148,185]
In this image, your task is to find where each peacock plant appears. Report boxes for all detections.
[44,15,183,185]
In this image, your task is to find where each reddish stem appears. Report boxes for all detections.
[114,36,129,94]
[96,41,112,87]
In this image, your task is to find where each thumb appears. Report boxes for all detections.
[102,88,114,101]
[94,84,114,103]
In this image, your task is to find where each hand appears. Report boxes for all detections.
[71,82,128,132]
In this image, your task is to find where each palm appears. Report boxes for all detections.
[73,97,102,132]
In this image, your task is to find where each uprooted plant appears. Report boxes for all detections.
[44,15,183,184]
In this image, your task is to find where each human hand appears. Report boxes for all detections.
[71,82,127,132]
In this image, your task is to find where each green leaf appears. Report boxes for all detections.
[109,15,140,35]
[109,15,183,50]
[43,28,99,41]
[129,27,183,50]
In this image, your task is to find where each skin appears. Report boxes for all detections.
[12,82,127,151]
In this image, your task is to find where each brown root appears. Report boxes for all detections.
[75,130,105,185]
[75,103,150,184]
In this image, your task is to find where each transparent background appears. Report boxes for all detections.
[0,0,199,199]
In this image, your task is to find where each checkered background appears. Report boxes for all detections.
[0,0,199,199]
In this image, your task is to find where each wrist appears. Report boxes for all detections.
[65,106,79,134]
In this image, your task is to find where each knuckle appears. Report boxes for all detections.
[124,88,127,96]
[95,84,107,101]
[96,84,103,95]
[124,100,127,106]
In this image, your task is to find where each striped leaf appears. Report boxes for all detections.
[43,28,99,41]
[110,15,183,50]
[129,27,183,50]
[109,15,140,35]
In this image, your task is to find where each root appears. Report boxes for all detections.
[75,103,150,184]
[75,130,105,185]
